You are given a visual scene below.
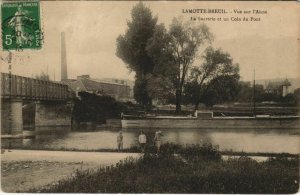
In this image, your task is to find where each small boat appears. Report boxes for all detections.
[121,111,300,129]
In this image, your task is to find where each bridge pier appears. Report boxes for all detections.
[1,99,23,136]
[35,101,73,128]
[11,99,23,135]
[1,72,75,135]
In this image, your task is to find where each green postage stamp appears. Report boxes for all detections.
[1,1,42,50]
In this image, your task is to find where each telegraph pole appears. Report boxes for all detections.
[252,68,256,117]
[126,80,128,99]
[8,51,13,151]
[8,52,13,133]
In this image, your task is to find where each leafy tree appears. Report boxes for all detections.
[236,81,252,102]
[146,24,177,103]
[72,92,129,124]
[236,83,281,103]
[186,47,240,109]
[35,71,50,81]
[147,18,213,112]
[116,2,158,108]
[294,88,300,97]
[200,75,240,106]
[279,93,298,105]
[294,88,300,104]
[254,84,268,102]
[183,80,202,106]
[133,76,151,108]
[168,18,213,112]
[146,24,174,75]
[146,74,175,104]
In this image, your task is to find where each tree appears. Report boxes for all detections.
[146,74,175,104]
[147,18,213,112]
[200,75,240,106]
[294,88,300,105]
[236,83,280,103]
[35,71,50,81]
[183,80,202,106]
[184,75,240,107]
[116,2,158,108]
[253,84,268,102]
[146,24,177,103]
[133,77,151,107]
[146,24,175,76]
[236,81,252,102]
[168,18,213,112]
[73,92,128,124]
[186,47,240,109]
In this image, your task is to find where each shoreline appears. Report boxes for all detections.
[1,146,298,158]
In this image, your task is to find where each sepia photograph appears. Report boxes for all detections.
[1,0,299,193]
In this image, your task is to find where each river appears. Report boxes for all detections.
[2,127,299,154]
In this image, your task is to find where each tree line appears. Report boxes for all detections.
[116,3,297,112]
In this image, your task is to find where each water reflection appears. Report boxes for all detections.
[2,128,299,154]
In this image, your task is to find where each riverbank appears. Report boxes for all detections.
[2,144,298,158]
[28,144,299,193]
[1,145,299,193]
[1,150,140,192]
[2,160,90,192]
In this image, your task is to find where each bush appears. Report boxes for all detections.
[179,143,222,162]
[31,144,299,193]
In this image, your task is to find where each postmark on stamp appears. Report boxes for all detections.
[1,1,43,51]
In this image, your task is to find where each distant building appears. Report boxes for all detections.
[253,77,300,93]
[62,75,134,102]
[100,78,134,98]
[265,79,291,97]
[61,32,68,81]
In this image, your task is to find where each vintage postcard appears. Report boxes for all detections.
[1,0,299,193]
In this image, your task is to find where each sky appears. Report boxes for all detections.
[1,1,299,81]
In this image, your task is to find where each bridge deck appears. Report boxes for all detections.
[1,73,73,100]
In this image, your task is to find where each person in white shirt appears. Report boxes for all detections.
[138,131,147,152]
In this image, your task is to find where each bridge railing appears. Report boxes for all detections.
[1,73,73,100]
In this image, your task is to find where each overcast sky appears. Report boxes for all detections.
[1,1,299,81]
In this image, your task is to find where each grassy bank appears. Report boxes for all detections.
[31,144,299,193]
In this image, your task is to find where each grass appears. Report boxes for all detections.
[30,143,299,193]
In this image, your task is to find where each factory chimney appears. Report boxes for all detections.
[61,32,68,81]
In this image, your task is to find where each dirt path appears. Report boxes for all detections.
[1,150,141,192]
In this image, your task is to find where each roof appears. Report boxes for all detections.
[266,79,291,90]
[89,78,129,87]
[62,77,132,100]
[61,79,87,92]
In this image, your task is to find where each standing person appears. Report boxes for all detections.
[8,5,33,47]
[138,131,147,152]
[154,130,163,154]
[117,131,123,152]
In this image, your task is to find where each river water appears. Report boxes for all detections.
[3,127,300,154]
